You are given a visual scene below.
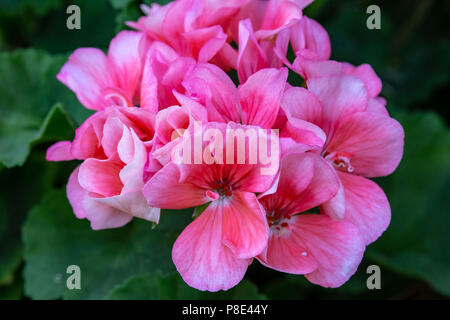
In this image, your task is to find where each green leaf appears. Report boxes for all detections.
[23,190,193,299]
[0,151,76,286]
[0,0,60,16]
[0,49,92,167]
[107,272,267,300]
[369,110,450,296]
[109,0,133,10]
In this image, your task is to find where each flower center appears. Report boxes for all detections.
[210,180,233,197]
[323,151,354,173]
[267,210,291,235]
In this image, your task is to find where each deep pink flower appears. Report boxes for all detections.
[257,152,365,287]
[281,74,404,244]
[46,107,159,229]
[57,31,150,110]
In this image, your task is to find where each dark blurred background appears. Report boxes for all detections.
[0,0,449,300]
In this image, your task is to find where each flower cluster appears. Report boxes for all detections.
[47,0,404,291]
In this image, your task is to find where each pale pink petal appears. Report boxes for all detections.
[96,191,160,224]
[84,197,133,230]
[222,192,269,259]
[46,141,74,161]
[367,97,389,116]
[342,63,382,98]
[67,166,132,230]
[67,166,88,219]
[307,74,368,136]
[108,30,150,104]
[326,111,404,177]
[78,157,124,197]
[57,48,116,111]
[339,171,390,245]
[239,68,288,128]
[101,116,127,158]
[172,203,250,291]
[319,173,346,220]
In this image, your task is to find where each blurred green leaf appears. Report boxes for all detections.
[31,0,116,53]
[0,0,60,16]
[0,151,75,286]
[321,1,449,109]
[370,110,450,296]
[23,190,193,299]
[0,271,24,300]
[109,0,133,10]
[107,272,267,300]
[0,49,92,167]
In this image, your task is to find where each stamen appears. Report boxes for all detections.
[210,180,233,197]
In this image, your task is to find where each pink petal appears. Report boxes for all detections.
[339,171,390,245]
[326,111,404,177]
[307,74,368,135]
[183,63,240,122]
[46,141,74,161]
[296,214,365,288]
[257,227,318,274]
[142,161,209,209]
[293,55,342,80]
[209,42,238,71]
[57,48,116,111]
[239,68,288,128]
[260,153,339,215]
[182,25,227,62]
[101,116,127,158]
[108,31,150,105]
[78,156,124,197]
[256,0,302,39]
[342,63,382,98]
[367,97,389,116]
[67,166,132,230]
[96,191,160,224]
[281,86,323,125]
[290,17,331,60]
[172,202,250,291]
[221,192,269,259]
[320,176,346,220]
[237,19,267,83]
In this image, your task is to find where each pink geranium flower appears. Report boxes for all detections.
[257,152,365,287]
[57,30,150,110]
[46,107,160,229]
[281,74,404,244]
[143,122,277,291]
